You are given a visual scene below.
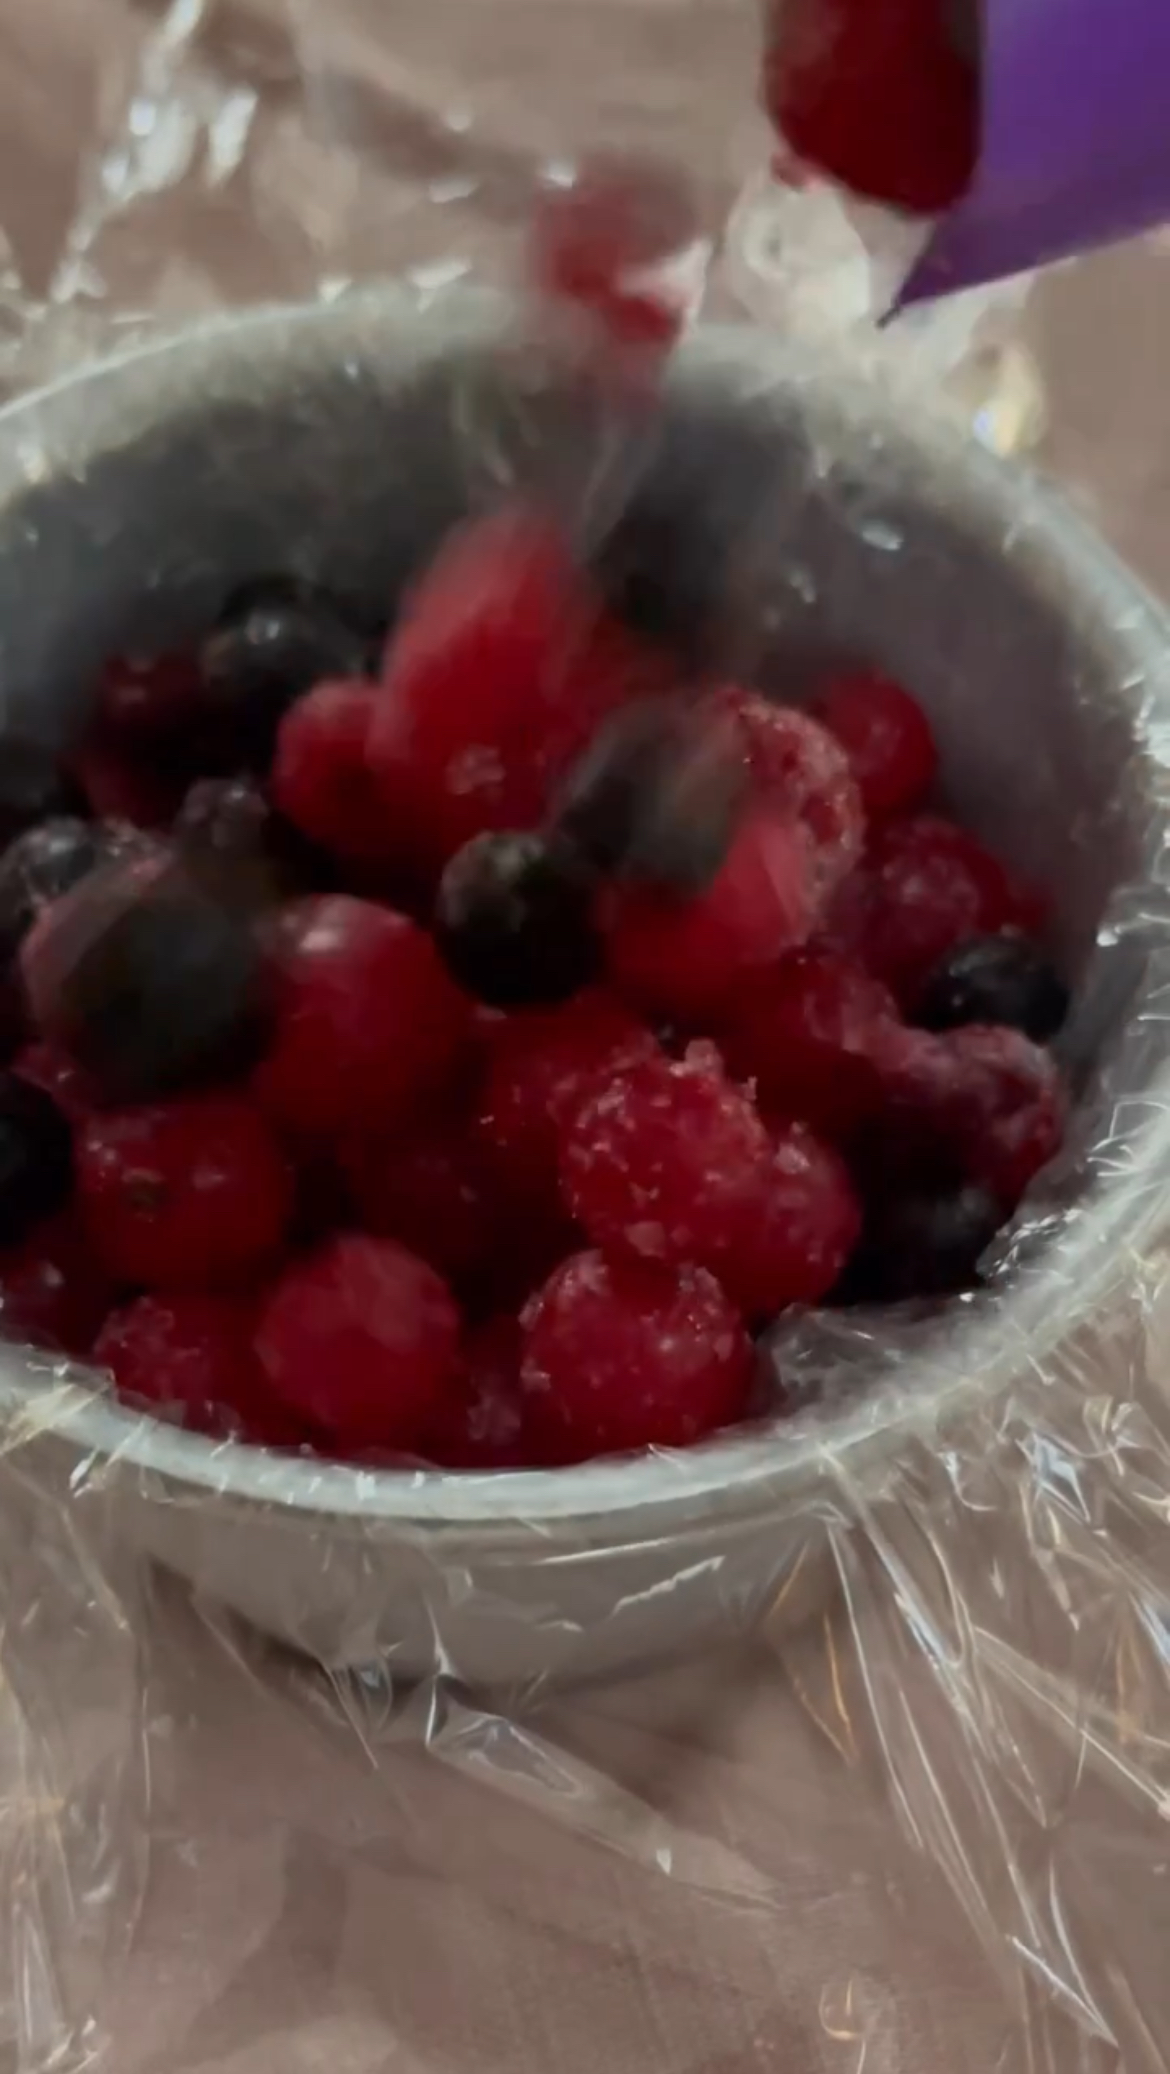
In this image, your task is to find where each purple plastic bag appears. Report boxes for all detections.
[900,0,1170,303]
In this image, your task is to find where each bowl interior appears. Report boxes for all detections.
[1,293,1169,1529]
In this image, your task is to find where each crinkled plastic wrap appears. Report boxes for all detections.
[3,7,1170,2074]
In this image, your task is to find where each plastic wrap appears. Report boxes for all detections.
[3,7,1170,2074]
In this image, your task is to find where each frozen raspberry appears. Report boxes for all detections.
[0,1214,112,1355]
[200,584,369,766]
[13,1041,100,1123]
[763,0,979,216]
[815,670,938,821]
[602,809,811,1023]
[99,651,203,747]
[560,1042,770,1272]
[530,154,700,356]
[343,1118,500,1285]
[872,1022,1065,1211]
[838,815,1030,1004]
[915,933,1069,1044]
[24,850,272,1104]
[553,695,747,894]
[254,895,471,1141]
[521,1250,753,1460]
[434,830,601,1009]
[423,1316,533,1469]
[272,678,396,869]
[721,948,899,1140]
[255,1233,461,1450]
[713,1123,860,1320]
[0,1074,73,1246]
[77,1093,291,1289]
[96,1292,276,1438]
[843,1180,1002,1304]
[477,990,657,1204]
[716,689,864,902]
[368,510,650,874]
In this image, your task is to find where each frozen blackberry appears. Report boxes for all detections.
[24,852,272,1103]
[915,932,1069,1044]
[553,697,746,894]
[0,1073,73,1246]
[841,1181,1002,1303]
[434,830,601,1007]
[200,585,369,764]
[0,816,109,967]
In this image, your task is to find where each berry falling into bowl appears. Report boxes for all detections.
[0,488,1071,1470]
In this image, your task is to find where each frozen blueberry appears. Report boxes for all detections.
[915,933,1069,1044]
[840,1181,1002,1304]
[434,830,601,1008]
[554,698,746,894]
[0,1074,73,1246]
[24,853,273,1103]
[200,587,369,764]
[0,817,109,968]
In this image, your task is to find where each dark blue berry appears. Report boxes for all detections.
[25,854,272,1103]
[434,831,600,1008]
[0,817,109,968]
[553,697,746,893]
[840,1181,1001,1303]
[200,588,368,765]
[0,1074,72,1246]
[915,933,1069,1043]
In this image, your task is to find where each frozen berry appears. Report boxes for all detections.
[24,851,272,1103]
[96,1292,275,1437]
[871,1022,1065,1211]
[254,895,471,1140]
[98,651,203,747]
[721,949,899,1140]
[553,696,746,893]
[0,1074,72,1246]
[713,1123,860,1320]
[815,670,937,821]
[716,689,864,902]
[174,775,322,900]
[763,0,979,215]
[0,1214,112,1355]
[71,737,185,829]
[272,678,395,869]
[560,1042,770,1271]
[77,1093,291,1289]
[603,809,811,1022]
[0,817,107,967]
[521,1250,753,1460]
[0,742,85,848]
[914,933,1069,1043]
[435,830,600,1009]
[843,1180,1002,1303]
[477,989,657,1203]
[255,1233,461,1450]
[530,154,699,355]
[840,815,1030,1003]
[423,1316,533,1469]
[343,1118,500,1284]
[200,587,368,763]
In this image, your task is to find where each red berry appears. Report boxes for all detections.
[836,815,1028,1004]
[872,1022,1066,1211]
[255,1233,460,1450]
[560,1041,770,1271]
[720,948,899,1139]
[70,738,183,829]
[95,1292,275,1437]
[715,689,864,902]
[343,1118,500,1284]
[530,155,700,356]
[603,809,811,1022]
[77,1093,291,1289]
[368,511,651,874]
[98,651,203,746]
[0,1214,112,1355]
[254,895,471,1141]
[423,1315,533,1469]
[477,990,657,1204]
[712,1123,860,1320]
[521,1250,753,1460]
[272,678,395,869]
[815,670,938,821]
[763,0,979,216]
